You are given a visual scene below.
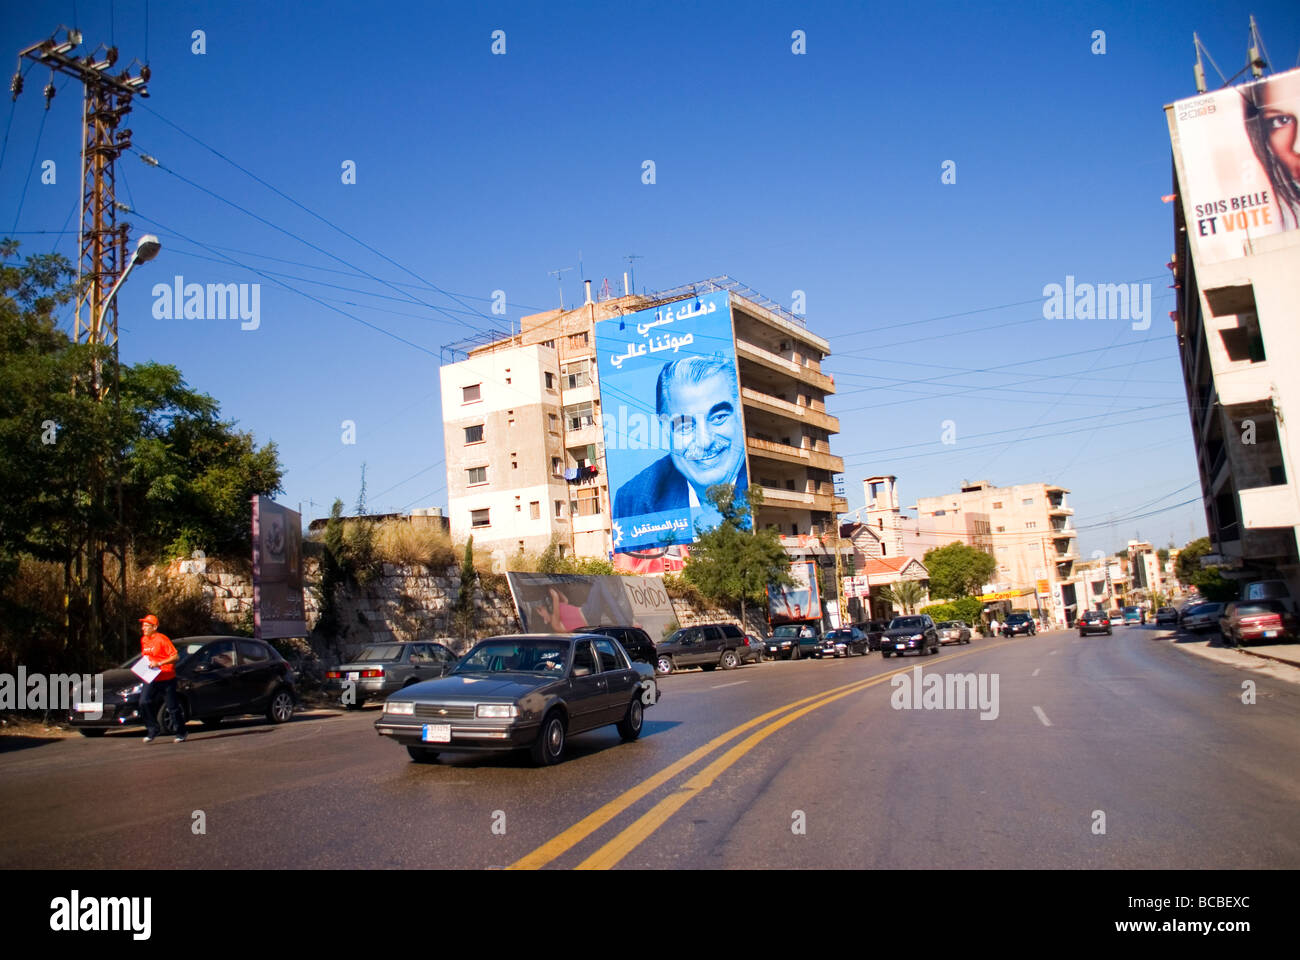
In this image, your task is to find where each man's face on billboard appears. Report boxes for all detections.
[1259,72,1300,182]
[661,371,744,492]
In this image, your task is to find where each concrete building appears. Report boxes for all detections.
[1165,74,1300,597]
[863,475,1079,622]
[438,276,848,570]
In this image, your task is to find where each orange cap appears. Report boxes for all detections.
[139,614,159,625]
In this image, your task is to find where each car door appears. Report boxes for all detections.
[593,638,636,724]
[677,627,704,666]
[184,640,239,716]
[234,640,278,710]
[566,640,606,733]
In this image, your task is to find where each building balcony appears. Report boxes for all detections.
[740,386,839,432]
[1047,505,1073,516]
[759,486,845,514]
[1238,485,1300,530]
[735,340,835,393]
[746,436,844,474]
[564,421,602,450]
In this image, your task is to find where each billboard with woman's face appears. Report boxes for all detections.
[1167,68,1300,265]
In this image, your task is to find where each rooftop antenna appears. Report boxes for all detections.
[547,266,573,310]
[624,254,643,298]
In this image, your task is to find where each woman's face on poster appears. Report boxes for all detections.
[1258,73,1300,182]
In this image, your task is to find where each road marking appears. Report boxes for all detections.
[710,681,748,690]
[508,639,1021,871]
[1033,705,1052,727]
[1031,667,1041,677]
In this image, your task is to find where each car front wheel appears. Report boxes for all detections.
[532,711,567,765]
[656,656,674,675]
[617,698,644,741]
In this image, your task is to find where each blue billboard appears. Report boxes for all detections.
[595,290,751,553]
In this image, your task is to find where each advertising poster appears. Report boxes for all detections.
[506,573,679,641]
[1168,67,1300,265]
[595,290,751,554]
[252,496,307,639]
[768,561,821,625]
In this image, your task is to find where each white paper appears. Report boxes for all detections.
[132,659,161,683]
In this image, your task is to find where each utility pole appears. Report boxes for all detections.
[14,26,151,661]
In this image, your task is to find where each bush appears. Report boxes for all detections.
[919,596,983,624]
[371,521,458,571]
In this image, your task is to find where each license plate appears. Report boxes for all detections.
[1264,630,1278,637]
[768,646,778,653]
[74,702,103,713]
[422,723,451,743]
[347,671,359,681]
[896,643,906,650]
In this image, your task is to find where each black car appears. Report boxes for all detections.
[374,633,658,765]
[880,616,940,657]
[655,623,746,674]
[856,620,890,652]
[580,625,656,665]
[817,626,868,658]
[1077,610,1113,636]
[1001,613,1037,637]
[67,636,298,737]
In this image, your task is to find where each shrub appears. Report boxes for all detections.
[919,596,983,624]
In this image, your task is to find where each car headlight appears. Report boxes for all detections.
[120,683,143,698]
[385,701,415,716]
[910,634,924,641]
[476,703,518,719]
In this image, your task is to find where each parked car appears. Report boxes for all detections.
[766,623,820,660]
[1182,602,1226,633]
[856,620,891,652]
[1001,613,1037,637]
[1077,610,1113,636]
[1108,609,1124,623]
[1241,579,1297,616]
[936,621,972,645]
[880,616,940,657]
[375,633,658,765]
[1155,606,1179,625]
[1122,606,1146,626]
[655,622,746,674]
[1218,600,1298,647]
[741,633,765,664]
[68,636,298,737]
[579,625,656,665]
[816,626,868,658]
[326,640,457,709]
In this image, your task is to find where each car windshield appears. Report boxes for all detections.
[452,639,569,674]
[772,625,802,638]
[889,617,926,630]
[355,644,404,662]
[1007,614,1031,623]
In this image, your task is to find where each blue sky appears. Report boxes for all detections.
[4,0,1298,559]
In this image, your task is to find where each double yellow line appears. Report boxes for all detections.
[509,642,1008,870]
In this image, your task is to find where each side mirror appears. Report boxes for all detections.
[192,663,210,674]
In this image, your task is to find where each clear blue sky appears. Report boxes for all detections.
[5,0,1298,560]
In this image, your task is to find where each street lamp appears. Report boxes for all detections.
[99,233,161,331]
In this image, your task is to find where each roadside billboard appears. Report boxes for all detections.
[506,572,679,641]
[252,496,306,639]
[768,561,821,625]
[1167,67,1300,265]
[595,290,750,554]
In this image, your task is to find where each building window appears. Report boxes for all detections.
[565,360,591,388]
[996,525,1006,533]
[554,500,564,518]
[572,489,601,517]
[1025,521,1037,529]
[552,457,562,477]
[1022,498,1033,506]
[934,510,945,516]
[471,509,490,528]
[462,384,481,403]
[530,501,540,520]
[548,413,559,434]
[466,466,487,485]
[568,331,589,349]
[992,501,1003,509]
[881,544,887,556]
[566,401,595,431]
[545,372,555,390]
[464,424,484,444]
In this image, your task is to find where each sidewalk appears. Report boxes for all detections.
[1156,625,1300,685]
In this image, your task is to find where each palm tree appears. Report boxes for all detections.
[878,579,927,616]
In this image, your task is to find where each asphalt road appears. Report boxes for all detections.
[3,625,1298,869]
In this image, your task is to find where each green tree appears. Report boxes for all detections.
[454,536,478,639]
[1175,537,1211,583]
[1174,537,1238,602]
[314,499,347,640]
[922,542,997,599]
[878,579,926,615]
[683,485,791,626]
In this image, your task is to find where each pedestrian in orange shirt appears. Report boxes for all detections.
[138,614,185,742]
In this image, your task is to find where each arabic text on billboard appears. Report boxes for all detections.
[595,290,750,554]
[1168,68,1300,265]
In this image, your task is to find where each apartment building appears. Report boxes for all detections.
[863,475,1078,621]
[1165,68,1300,596]
[439,276,847,569]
